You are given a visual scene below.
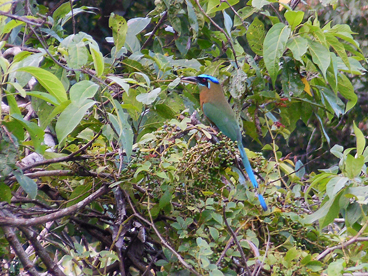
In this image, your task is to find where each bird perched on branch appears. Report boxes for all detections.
[181,74,267,211]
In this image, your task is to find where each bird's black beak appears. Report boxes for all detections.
[181,76,198,84]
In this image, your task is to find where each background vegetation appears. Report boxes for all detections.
[0,0,368,275]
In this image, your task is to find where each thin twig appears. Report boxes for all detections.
[193,0,239,68]
[0,10,44,26]
[222,206,251,275]
[19,129,103,172]
[141,11,167,49]
[123,190,201,276]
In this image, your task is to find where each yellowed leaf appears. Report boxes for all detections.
[302,77,312,96]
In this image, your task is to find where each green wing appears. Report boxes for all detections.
[202,102,240,141]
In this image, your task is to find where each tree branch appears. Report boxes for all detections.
[317,221,368,260]
[0,211,40,276]
[0,185,109,226]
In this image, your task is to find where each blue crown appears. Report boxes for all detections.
[198,74,220,84]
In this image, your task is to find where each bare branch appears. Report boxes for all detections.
[317,221,368,260]
[0,185,109,227]
[141,11,167,50]
[0,211,40,276]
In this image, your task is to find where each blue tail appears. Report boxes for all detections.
[237,139,268,211]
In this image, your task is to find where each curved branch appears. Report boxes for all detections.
[317,222,368,260]
[0,185,109,227]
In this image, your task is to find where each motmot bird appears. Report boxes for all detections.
[181,74,267,211]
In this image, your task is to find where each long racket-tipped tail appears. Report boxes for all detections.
[238,140,268,211]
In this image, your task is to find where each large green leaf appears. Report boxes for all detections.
[287,37,308,63]
[353,122,365,156]
[246,17,266,56]
[206,0,239,14]
[17,66,68,103]
[345,155,364,179]
[11,113,45,154]
[89,44,105,77]
[109,13,128,51]
[308,40,330,80]
[284,11,304,30]
[109,99,133,161]
[136,88,161,105]
[263,23,291,87]
[185,0,198,36]
[325,33,350,71]
[234,6,257,27]
[337,73,357,112]
[55,100,96,142]
[13,170,38,199]
[281,57,304,96]
[69,80,99,106]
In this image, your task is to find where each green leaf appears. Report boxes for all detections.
[285,247,299,262]
[317,85,345,117]
[154,104,176,119]
[107,76,130,96]
[69,80,99,106]
[252,0,271,9]
[136,88,161,105]
[11,113,45,153]
[208,227,219,241]
[27,91,60,106]
[5,92,21,115]
[234,6,257,27]
[223,11,232,37]
[345,155,364,179]
[0,183,11,203]
[308,40,330,80]
[327,259,345,275]
[315,113,330,145]
[40,100,70,129]
[89,44,104,77]
[109,13,128,51]
[284,11,304,30]
[17,66,68,103]
[263,23,291,87]
[287,37,308,63]
[337,73,357,112]
[159,189,172,209]
[247,17,266,56]
[325,33,350,71]
[69,41,89,69]
[13,170,37,199]
[3,19,26,34]
[326,176,348,199]
[185,0,198,35]
[108,99,133,161]
[281,57,304,96]
[207,0,239,14]
[125,17,151,53]
[55,100,96,142]
[66,183,92,207]
[353,122,365,156]
[52,2,71,22]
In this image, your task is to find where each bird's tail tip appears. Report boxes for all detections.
[258,194,268,211]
